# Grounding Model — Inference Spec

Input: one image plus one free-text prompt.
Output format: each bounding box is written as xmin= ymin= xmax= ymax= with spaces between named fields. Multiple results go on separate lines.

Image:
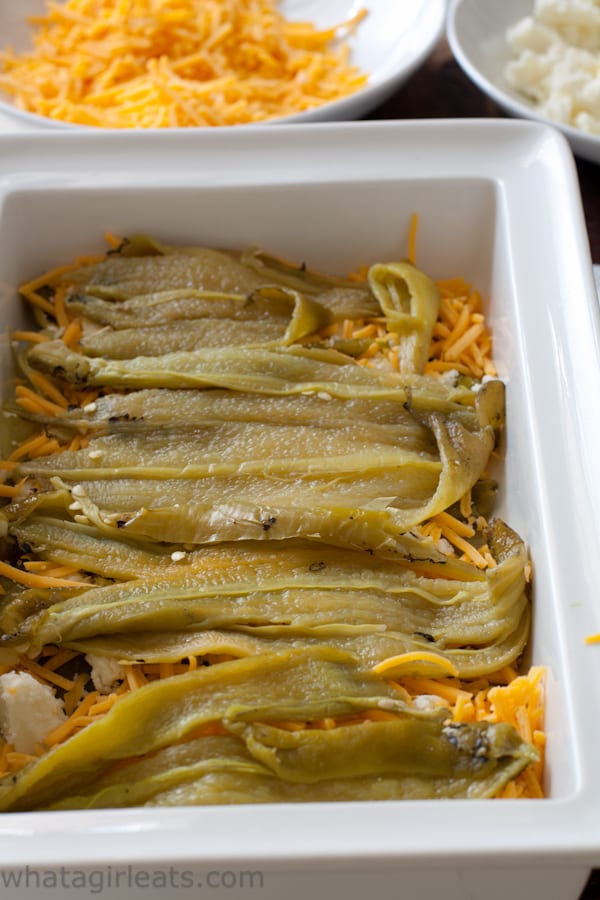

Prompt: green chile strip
xmin=47 ymin=720 xmax=538 ymax=810
xmin=367 ymin=262 xmax=440 ymax=374
xmin=16 ymin=419 xmax=442 ymax=480
xmin=6 ymin=510 xmax=486 ymax=579
xmin=10 ymin=387 xmax=471 ymax=432
xmin=13 ymin=542 xmax=525 ymax=650
xmin=63 ymin=605 xmax=531 ymax=680
xmin=142 ymin=760 xmax=533 ymax=804
xmin=23 ymin=342 xmax=479 ymax=402
xmin=0 ymin=648 xmax=417 ymax=812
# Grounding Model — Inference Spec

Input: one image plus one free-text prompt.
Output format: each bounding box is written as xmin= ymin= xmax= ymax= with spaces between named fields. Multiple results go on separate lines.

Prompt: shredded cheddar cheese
xmin=426 ymin=282 xmax=497 ymax=380
xmin=407 ymin=211 xmax=419 ymax=266
xmin=0 ymin=560 xmax=81 ymax=590
xmin=0 ymin=0 xmax=368 ymax=128
xmin=11 ymin=330 xmax=51 ymax=344
xmin=398 ymin=666 xmax=546 ymax=798
xmin=372 ymin=652 xmax=460 ymax=679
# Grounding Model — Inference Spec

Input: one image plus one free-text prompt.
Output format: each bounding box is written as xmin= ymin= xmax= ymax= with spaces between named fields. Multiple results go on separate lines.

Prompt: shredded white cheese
xmin=85 ymin=653 xmax=125 ymax=694
xmin=504 ymin=0 xmax=600 ymax=134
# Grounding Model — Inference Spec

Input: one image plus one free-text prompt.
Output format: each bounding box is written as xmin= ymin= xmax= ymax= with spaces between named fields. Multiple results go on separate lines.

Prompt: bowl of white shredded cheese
xmin=448 ymin=0 xmax=600 ymax=164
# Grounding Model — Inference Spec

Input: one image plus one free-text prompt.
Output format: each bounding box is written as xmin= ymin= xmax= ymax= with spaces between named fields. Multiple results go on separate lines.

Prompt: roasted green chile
xmin=0 ymin=239 xmax=537 ymax=809
xmin=0 ymin=650 xmax=537 ymax=811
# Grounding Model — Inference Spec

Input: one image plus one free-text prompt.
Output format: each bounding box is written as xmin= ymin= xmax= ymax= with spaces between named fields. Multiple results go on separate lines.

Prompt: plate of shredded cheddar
xmin=0 ymin=0 xmax=445 ymax=130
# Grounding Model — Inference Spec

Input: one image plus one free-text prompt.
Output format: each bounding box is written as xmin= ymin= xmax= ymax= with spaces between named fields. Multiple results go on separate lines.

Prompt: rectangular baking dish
xmin=0 ymin=120 xmax=600 ymax=900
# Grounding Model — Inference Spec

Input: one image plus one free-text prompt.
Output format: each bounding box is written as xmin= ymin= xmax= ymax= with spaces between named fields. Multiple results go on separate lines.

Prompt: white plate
xmin=1 ymin=119 xmax=600 ymax=900
xmin=0 ymin=0 xmax=445 ymax=131
xmin=447 ymin=0 xmax=600 ymax=165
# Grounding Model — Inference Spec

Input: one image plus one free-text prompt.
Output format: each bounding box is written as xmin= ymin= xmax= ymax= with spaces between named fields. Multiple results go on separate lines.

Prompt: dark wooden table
xmin=365 ymin=38 xmax=600 ymax=900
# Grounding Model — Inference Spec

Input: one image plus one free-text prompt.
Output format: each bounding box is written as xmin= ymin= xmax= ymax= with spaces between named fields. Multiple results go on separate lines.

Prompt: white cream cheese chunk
xmin=0 ymin=671 xmax=66 ymax=754
xmin=85 ymin=652 xmax=126 ymax=693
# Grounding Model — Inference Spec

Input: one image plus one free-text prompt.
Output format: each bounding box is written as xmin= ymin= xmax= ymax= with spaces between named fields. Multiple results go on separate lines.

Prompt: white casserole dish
xmin=0 ymin=119 xmax=600 ymax=900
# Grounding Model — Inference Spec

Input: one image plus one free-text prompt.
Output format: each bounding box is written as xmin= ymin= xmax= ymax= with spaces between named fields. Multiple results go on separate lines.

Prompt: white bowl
xmin=447 ymin=0 xmax=600 ymax=165
xmin=1 ymin=119 xmax=600 ymax=899
xmin=0 ymin=0 xmax=445 ymax=131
